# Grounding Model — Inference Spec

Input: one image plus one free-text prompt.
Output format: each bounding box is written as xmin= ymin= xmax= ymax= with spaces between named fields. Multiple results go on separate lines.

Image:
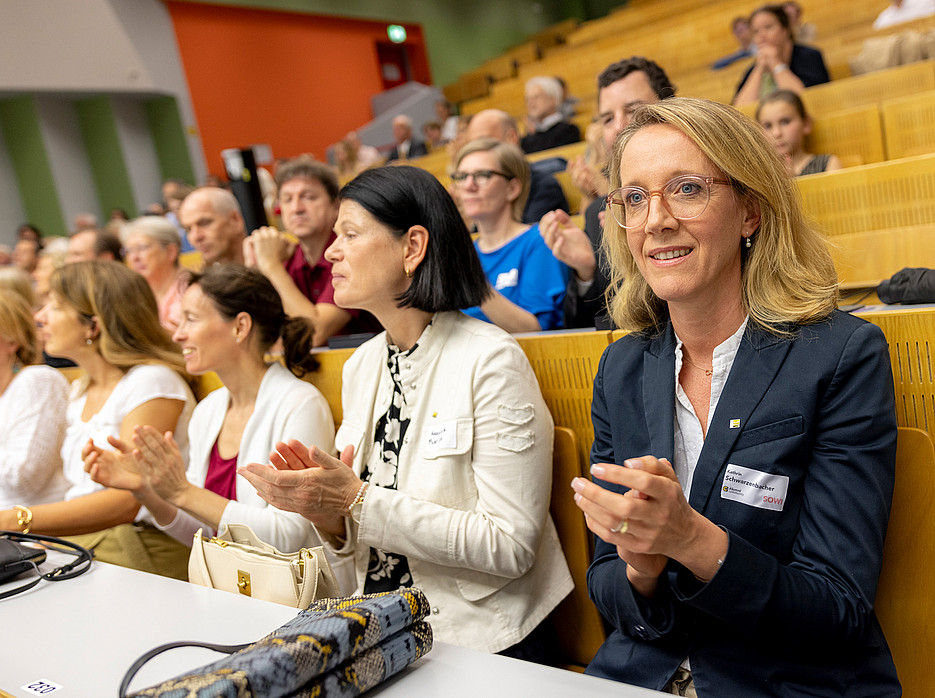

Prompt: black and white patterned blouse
xmin=360 ymin=341 xmax=418 ymax=593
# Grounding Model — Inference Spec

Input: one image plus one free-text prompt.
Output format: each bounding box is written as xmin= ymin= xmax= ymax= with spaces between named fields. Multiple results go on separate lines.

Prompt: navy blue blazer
xmin=586 ymin=311 xmax=900 ymax=696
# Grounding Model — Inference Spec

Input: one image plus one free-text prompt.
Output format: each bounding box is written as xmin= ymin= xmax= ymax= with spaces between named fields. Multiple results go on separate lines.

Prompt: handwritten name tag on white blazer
xmin=720 ymin=464 xmax=789 ymax=511
xmin=423 ymin=421 xmax=458 ymax=453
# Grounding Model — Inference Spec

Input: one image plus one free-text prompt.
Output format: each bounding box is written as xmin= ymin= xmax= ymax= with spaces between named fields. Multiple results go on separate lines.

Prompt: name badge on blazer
xmin=423 ymin=420 xmax=458 ymax=453
xmin=721 ymin=464 xmax=789 ymax=511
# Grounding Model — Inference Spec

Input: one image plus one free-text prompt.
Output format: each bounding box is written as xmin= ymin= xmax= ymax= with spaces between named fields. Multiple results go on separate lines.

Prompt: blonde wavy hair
xmin=0 ymin=289 xmax=39 ymax=366
xmin=50 ymin=261 xmax=185 ymax=379
xmin=455 ymin=137 xmax=531 ymax=222
xmin=603 ymin=97 xmax=837 ymax=334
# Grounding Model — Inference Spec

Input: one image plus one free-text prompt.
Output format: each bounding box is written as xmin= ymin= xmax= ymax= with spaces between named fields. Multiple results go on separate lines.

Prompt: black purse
xmin=0 ymin=530 xmax=93 ymax=599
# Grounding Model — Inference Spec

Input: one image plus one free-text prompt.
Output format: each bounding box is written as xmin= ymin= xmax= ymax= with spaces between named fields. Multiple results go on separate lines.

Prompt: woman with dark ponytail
xmin=86 ymin=265 xmax=343 ymax=582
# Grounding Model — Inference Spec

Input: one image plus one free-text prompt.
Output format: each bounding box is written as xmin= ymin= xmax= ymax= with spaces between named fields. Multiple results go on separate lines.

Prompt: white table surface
xmin=0 ymin=551 xmax=662 ymax=697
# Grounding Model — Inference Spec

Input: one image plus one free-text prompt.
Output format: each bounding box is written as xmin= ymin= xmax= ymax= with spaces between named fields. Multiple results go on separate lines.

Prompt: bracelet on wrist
xmin=13 ymin=505 xmax=33 ymax=534
xmin=773 ymin=63 xmax=789 ymax=75
xmin=348 ymin=482 xmax=369 ymax=520
xmin=694 ymin=555 xmax=725 ymax=584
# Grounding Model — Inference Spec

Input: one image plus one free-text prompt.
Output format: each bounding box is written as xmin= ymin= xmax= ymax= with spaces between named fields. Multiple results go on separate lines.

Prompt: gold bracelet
xmin=13 ymin=505 xmax=33 ymax=534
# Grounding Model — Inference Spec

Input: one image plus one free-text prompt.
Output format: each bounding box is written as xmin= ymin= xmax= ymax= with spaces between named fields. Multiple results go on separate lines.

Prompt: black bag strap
xmin=119 ymin=639 xmax=251 ymax=697
xmin=0 ymin=530 xmax=93 ymax=601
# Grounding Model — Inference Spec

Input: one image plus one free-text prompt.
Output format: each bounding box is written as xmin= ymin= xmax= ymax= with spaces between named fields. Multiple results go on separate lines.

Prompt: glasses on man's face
xmin=605 ymin=175 xmax=731 ymax=229
xmin=450 ymin=169 xmax=513 ymax=188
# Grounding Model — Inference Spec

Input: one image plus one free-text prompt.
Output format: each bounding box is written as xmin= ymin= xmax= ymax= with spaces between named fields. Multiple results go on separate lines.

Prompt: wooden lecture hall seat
xmin=875 ymin=427 xmax=935 ymax=698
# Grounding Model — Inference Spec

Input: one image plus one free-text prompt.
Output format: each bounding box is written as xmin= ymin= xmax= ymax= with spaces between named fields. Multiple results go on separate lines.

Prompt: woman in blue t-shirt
xmin=453 ymin=138 xmax=569 ymax=331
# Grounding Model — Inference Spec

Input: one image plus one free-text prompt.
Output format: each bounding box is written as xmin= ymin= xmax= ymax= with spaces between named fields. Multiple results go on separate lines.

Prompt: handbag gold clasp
xmin=237 ymin=570 xmax=251 ymax=596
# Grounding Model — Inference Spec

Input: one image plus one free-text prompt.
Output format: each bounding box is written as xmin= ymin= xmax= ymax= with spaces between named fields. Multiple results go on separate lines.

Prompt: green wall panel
xmin=0 ymin=96 xmax=68 ymax=237
xmin=144 ymin=96 xmax=196 ymax=185
xmin=75 ymin=96 xmax=137 ymax=218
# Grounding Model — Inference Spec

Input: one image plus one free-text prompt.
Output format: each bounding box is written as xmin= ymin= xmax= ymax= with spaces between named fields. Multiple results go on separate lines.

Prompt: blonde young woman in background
xmin=0 ymin=261 xmax=195 ymax=578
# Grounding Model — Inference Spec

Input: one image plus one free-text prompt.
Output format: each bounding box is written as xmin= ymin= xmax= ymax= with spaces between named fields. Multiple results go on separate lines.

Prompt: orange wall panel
xmin=166 ymin=2 xmax=428 ymax=176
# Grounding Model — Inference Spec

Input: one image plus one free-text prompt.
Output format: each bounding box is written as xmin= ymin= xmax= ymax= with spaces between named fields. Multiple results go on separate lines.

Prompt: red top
xmin=204 ymin=440 xmax=238 ymax=501
xmin=283 ymin=234 xmax=382 ymax=337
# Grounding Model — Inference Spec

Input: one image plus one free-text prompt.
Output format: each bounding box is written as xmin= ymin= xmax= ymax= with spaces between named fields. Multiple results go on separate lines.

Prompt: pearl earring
xmin=745 ymin=235 xmax=752 ymax=249
xmin=86 ymin=338 xmax=93 ymax=345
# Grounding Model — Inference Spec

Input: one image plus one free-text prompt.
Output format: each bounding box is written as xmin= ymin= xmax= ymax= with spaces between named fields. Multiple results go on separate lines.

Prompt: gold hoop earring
xmin=406 ymin=267 xmax=413 ymax=278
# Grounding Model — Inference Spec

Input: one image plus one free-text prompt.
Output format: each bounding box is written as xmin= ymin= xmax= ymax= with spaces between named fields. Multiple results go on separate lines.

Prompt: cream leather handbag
xmin=189 ymin=523 xmax=340 ymax=608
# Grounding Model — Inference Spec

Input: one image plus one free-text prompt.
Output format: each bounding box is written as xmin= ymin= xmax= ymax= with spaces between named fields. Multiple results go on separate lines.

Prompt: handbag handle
xmin=119 ymin=639 xmax=250 ymax=698
xmin=0 ymin=531 xmax=93 ymax=600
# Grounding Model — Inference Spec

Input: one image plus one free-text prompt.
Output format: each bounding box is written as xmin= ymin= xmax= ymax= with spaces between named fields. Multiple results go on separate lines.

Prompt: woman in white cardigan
xmin=241 ymin=166 xmax=572 ymax=661
xmin=86 ymin=266 xmax=336 ymax=563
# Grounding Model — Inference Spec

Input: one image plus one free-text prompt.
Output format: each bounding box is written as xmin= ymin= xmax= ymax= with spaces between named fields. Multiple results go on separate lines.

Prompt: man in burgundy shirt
xmin=244 ymin=156 xmax=379 ymax=346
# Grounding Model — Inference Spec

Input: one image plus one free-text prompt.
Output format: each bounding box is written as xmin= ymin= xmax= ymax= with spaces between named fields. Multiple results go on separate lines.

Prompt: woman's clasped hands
xmin=571 ymin=455 xmax=728 ymax=598
xmin=239 ymin=441 xmax=361 ymax=537
xmin=83 ymin=426 xmax=190 ymax=503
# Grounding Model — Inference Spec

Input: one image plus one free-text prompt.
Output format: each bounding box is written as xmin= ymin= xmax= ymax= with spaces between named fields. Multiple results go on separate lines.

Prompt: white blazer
xmin=330 ymin=312 xmax=573 ymax=653
xmin=160 ymin=363 xmax=334 ymax=554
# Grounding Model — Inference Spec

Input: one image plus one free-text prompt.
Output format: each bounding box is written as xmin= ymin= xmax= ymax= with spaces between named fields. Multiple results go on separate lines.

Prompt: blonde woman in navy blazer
xmin=572 ymin=98 xmax=900 ymax=696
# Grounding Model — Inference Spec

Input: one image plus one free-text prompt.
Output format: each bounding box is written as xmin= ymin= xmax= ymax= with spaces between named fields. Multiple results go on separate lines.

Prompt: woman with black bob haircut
xmin=241 ymin=166 xmax=573 ymax=660
xmin=342 ymin=165 xmax=490 ymax=311
xmin=86 ymin=264 xmax=342 ymax=583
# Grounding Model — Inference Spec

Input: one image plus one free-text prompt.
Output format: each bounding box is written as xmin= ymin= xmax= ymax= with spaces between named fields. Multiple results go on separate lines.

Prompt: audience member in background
xmin=144 ymin=202 xmax=166 ymax=216
xmin=334 ymin=139 xmax=360 ymax=180
xmin=783 ymin=1 xmax=817 ymax=42
xmin=466 ymin=109 xmax=569 ymax=224
xmin=0 ymin=266 xmax=37 ymax=308
xmin=435 ymin=99 xmax=460 ymax=143
xmin=32 ymin=238 xmax=67 ymax=303
xmin=0 ymin=261 xmax=195 ymax=578
xmin=757 ymin=90 xmax=843 ymax=176
xmin=0 ymin=289 xmax=69 ymax=509
xmin=18 ymin=242 xmax=71 ymax=368
xmin=17 ymin=223 xmax=41 ymax=243
xmin=240 ymin=165 xmax=572 ymax=659
xmin=568 ymin=121 xmax=610 ymax=211
xmin=541 ymin=56 xmax=675 ymax=329
xmin=109 ymin=208 xmax=130 ymax=222
xmin=121 ymin=216 xmax=185 ymax=332
xmin=86 ymin=266 xmax=346 ymax=586
xmin=162 ymin=179 xmax=196 ymax=253
xmin=873 ymin=0 xmax=935 ymax=29
xmin=454 ymin=139 xmax=568 ymax=332
xmin=202 ymin=173 xmax=228 ymax=189
xmin=421 ymin=121 xmax=444 ymax=150
xmin=12 ymin=237 xmax=41 ymax=274
xmin=178 ymin=187 xmax=246 ymax=267
xmin=345 ymin=131 xmax=383 ymax=170
xmin=245 ymin=156 xmax=379 ymax=346
xmin=73 ymin=213 xmax=99 ymax=231
xmin=66 ymin=228 xmax=123 ymax=264
xmin=575 ymin=97 xmax=899 ymax=695
xmin=734 ymin=4 xmax=830 ymax=108
xmin=713 ymin=17 xmax=757 ymax=69
xmin=556 ymin=76 xmax=580 ymax=120
xmin=0 ymin=245 xmax=10 ymax=267
xmin=386 ymin=115 xmax=428 ymax=162
xmin=520 ymin=76 xmax=581 ymax=154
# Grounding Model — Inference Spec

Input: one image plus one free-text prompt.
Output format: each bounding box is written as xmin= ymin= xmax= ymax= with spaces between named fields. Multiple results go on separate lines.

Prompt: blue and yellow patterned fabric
xmin=129 ymin=589 xmax=433 ymax=697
